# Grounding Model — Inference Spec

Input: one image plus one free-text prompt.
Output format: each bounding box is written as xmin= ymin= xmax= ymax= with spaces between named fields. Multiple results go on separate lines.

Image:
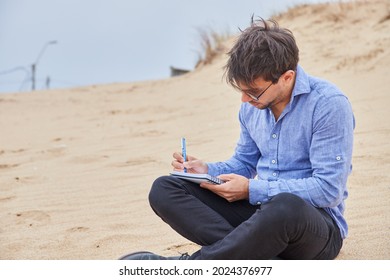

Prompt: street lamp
xmin=31 ymin=40 xmax=57 ymax=91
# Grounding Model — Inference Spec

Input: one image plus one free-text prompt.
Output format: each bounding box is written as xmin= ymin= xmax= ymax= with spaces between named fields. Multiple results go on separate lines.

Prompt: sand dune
xmin=0 ymin=0 xmax=389 ymax=259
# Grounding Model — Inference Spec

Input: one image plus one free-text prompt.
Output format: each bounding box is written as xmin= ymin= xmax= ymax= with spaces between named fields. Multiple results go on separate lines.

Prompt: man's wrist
xmin=248 ymin=179 xmax=268 ymax=206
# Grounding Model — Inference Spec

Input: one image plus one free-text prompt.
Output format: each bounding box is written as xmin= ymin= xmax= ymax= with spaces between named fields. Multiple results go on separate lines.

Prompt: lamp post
xmin=31 ymin=40 xmax=57 ymax=91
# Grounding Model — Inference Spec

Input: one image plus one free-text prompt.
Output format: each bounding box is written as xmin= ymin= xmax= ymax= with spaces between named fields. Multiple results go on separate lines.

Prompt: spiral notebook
xmin=169 ymin=171 xmax=224 ymax=185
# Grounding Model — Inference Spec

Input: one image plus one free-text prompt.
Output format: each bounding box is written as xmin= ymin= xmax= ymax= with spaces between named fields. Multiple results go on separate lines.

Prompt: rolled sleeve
xmin=248 ymin=179 xmax=269 ymax=205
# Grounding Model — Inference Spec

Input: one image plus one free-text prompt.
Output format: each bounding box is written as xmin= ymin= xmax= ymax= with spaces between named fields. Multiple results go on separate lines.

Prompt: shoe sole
xmin=118 ymin=251 xmax=154 ymax=260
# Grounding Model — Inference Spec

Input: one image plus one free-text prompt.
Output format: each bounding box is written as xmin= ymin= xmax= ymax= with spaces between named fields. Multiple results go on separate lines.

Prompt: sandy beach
xmin=1 ymin=0 xmax=389 ymax=260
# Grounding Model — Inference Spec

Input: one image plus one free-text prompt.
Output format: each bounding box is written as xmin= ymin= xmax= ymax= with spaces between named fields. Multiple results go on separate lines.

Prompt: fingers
xmin=173 ymin=152 xmax=184 ymax=162
xmin=172 ymin=153 xmax=198 ymax=172
xmin=171 ymin=160 xmax=184 ymax=170
xmin=183 ymin=159 xmax=200 ymax=169
xmin=172 ymin=152 xmax=207 ymax=173
xmin=218 ymin=174 xmax=236 ymax=181
xmin=200 ymin=174 xmax=250 ymax=202
xmin=200 ymin=182 xmax=235 ymax=202
xmin=173 ymin=152 xmax=198 ymax=162
xmin=184 ymin=159 xmax=208 ymax=174
xmin=171 ymin=152 xmax=183 ymax=171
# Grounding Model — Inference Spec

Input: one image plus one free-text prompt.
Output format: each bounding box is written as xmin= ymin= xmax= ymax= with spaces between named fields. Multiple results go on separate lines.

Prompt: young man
xmin=121 ymin=18 xmax=354 ymax=260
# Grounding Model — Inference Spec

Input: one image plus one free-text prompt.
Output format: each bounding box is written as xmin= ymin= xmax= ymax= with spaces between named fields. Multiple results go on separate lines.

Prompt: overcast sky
xmin=0 ymin=0 xmax=337 ymax=93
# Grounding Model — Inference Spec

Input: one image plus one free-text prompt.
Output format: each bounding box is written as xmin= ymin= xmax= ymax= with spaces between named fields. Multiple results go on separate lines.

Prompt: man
xmin=121 ymin=17 xmax=354 ymax=260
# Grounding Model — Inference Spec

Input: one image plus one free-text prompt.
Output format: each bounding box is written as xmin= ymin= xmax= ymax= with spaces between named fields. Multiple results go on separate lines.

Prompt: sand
xmin=0 ymin=0 xmax=389 ymax=260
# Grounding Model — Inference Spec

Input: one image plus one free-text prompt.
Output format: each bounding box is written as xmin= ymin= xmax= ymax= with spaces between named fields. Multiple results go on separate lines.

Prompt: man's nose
xmin=241 ymin=92 xmax=253 ymax=103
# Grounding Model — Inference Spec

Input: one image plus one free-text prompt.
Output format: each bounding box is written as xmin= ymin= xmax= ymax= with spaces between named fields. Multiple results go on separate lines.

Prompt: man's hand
xmin=171 ymin=152 xmax=208 ymax=174
xmin=200 ymin=174 xmax=249 ymax=202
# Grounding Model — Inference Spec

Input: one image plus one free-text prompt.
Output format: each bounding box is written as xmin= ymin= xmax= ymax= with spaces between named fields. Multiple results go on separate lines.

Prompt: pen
xmin=181 ymin=137 xmax=187 ymax=173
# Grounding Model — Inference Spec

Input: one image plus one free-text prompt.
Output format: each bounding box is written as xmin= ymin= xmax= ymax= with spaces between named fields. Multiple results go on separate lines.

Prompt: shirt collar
xmin=274 ymin=65 xmax=310 ymax=119
xmin=292 ymin=65 xmax=311 ymax=98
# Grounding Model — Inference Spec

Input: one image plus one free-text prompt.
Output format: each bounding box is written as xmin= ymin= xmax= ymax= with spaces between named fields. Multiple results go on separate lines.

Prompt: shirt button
xmin=272 ymin=134 xmax=277 ymax=139
xmin=272 ymin=172 xmax=277 ymax=177
xmin=271 ymin=159 xmax=276 ymax=164
xmin=336 ymin=156 xmax=341 ymax=161
xmin=256 ymin=201 xmax=261 ymax=205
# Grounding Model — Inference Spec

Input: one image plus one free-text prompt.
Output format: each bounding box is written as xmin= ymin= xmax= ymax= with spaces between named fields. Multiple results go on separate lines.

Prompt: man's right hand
xmin=172 ymin=152 xmax=208 ymax=174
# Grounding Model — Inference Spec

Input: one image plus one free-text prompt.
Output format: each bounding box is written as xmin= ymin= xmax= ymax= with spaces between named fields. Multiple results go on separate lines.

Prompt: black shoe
xmin=119 ymin=251 xmax=190 ymax=260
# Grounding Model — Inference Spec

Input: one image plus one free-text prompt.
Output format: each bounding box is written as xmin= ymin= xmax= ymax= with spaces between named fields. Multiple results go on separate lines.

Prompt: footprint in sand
xmin=132 ymin=129 xmax=166 ymax=138
xmin=14 ymin=176 xmax=42 ymax=183
xmin=69 ymin=154 xmax=110 ymax=164
xmin=0 ymin=196 xmax=16 ymax=202
xmin=0 ymin=163 xmax=19 ymax=170
xmin=165 ymin=243 xmax=200 ymax=255
xmin=109 ymin=157 xmax=159 ymax=168
xmin=94 ymin=233 xmax=138 ymax=249
xmin=15 ymin=210 xmax=51 ymax=227
xmin=66 ymin=226 xmax=90 ymax=233
xmin=45 ymin=145 xmax=68 ymax=157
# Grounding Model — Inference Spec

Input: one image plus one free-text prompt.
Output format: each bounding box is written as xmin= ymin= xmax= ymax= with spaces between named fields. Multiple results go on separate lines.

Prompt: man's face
xmin=237 ymin=71 xmax=295 ymax=111
xmin=238 ymin=77 xmax=276 ymax=110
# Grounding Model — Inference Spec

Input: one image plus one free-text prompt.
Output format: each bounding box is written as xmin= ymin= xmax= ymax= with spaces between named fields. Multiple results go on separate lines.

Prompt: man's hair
xmin=225 ymin=17 xmax=299 ymax=90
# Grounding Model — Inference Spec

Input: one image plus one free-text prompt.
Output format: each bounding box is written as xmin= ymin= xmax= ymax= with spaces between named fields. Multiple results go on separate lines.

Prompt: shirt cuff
xmin=248 ymin=179 xmax=269 ymax=205
xmin=206 ymin=163 xmax=219 ymax=177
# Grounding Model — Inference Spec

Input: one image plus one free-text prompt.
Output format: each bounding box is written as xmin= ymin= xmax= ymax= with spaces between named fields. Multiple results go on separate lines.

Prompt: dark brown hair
xmin=225 ymin=17 xmax=299 ymax=90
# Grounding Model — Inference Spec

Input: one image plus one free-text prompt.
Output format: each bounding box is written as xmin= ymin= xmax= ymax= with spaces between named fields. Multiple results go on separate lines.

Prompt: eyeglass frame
xmin=239 ymin=71 xmax=292 ymax=101
xmin=241 ymin=82 xmax=274 ymax=101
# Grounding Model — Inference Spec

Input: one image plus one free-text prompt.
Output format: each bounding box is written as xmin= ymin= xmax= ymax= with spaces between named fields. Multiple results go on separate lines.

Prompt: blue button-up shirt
xmin=207 ymin=66 xmax=354 ymax=239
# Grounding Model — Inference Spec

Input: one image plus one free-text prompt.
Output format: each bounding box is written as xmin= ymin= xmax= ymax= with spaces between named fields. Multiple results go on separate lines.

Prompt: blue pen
xmin=181 ymin=137 xmax=187 ymax=173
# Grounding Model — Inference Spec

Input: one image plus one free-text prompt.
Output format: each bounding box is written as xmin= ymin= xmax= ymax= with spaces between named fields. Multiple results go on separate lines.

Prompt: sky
xmin=0 ymin=0 xmax=338 ymax=93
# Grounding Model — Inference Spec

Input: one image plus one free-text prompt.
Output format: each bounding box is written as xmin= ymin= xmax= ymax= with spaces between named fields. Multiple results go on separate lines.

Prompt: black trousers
xmin=149 ymin=176 xmax=343 ymax=260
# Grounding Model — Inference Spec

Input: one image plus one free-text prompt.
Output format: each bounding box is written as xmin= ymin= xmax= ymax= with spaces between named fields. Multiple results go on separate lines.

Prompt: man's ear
xmin=282 ymin=70 xmax=295 ymax=83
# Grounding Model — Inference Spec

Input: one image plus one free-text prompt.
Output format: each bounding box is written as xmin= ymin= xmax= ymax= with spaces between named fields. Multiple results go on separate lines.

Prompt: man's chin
xmin=249 ymin=101 xmax=267 ymax=110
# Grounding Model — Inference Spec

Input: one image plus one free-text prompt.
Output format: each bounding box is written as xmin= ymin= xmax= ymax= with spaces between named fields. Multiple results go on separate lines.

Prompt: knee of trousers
xmin=262 ymin=193 xmax=312 ymax=224
xmin=148 ymin=175 xmax=177 ymax=213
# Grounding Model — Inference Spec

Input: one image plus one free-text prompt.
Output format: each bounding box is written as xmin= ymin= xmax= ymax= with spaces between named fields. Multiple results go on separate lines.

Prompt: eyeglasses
xmin=241 ymin=82 xmax=273 ymax=101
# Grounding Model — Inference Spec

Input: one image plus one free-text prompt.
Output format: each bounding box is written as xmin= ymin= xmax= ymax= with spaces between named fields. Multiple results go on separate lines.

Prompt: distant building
xmin=170 ymin=66 xmax=190 ymax=77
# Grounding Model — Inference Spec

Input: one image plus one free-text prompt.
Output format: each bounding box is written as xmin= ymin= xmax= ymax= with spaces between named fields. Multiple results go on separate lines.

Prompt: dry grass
xmin=273 ymin=0 xmax=390 ymax=24
xmin=194 ymin=26 xmax=231 ymax=68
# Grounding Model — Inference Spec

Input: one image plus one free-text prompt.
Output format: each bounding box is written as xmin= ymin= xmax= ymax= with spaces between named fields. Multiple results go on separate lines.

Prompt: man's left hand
xmin=200 ymin=174 xmax=249 ymax=202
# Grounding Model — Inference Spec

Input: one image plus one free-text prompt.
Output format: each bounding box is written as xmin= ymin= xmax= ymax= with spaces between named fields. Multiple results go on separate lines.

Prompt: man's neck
xmin=270 ymin=80 xmax=295 ymax=121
